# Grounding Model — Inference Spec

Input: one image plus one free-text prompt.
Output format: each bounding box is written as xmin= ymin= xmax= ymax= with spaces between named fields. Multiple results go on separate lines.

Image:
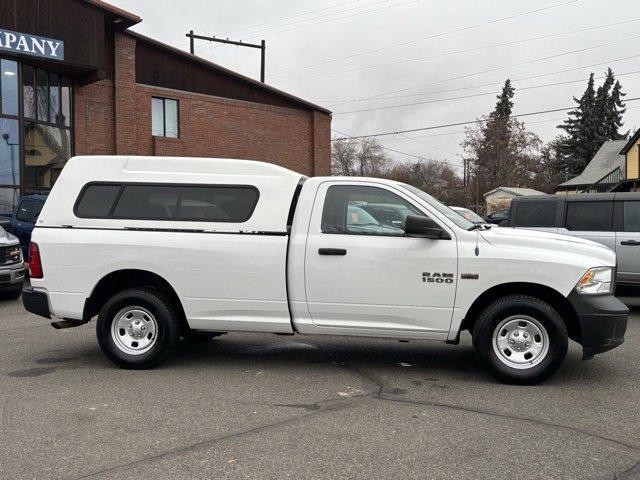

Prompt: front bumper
xmin=22 ymin=287 xmax=51 ymax=319
xmin=567 ymin=291 xmax=628 ymax=360
xmin=0 ymin=262 xmax=25 ymax=288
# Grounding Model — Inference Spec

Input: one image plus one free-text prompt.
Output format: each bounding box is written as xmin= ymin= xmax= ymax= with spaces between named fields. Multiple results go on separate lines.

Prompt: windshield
xmin=451 ymin=207 xmax=484 ymax=224
xmin=401 ymin=184 xmax=475 ymax=230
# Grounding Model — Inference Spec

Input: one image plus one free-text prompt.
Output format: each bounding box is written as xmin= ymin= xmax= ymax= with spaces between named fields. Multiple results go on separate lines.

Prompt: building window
xmin=152 ymin=97 xmax=179 ymax=138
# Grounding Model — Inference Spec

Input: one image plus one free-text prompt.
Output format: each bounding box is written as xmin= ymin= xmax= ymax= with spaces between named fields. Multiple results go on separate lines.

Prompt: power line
xmin=321 ymin=53 xmax=640 ymax=104
xmin=333 ymin=69 xmax=640 ymax=115
xmin=240 ymin=0 xmax=418 ymax=41
xmin=217 ymin=0 xmax=367 ymax=37
xmin=332 ymin=129 xmax=465 ymax=169
xmin=332 ymin=96 xmax=640 ymax=140
xmin=330 ymin=34 xmax=640 ymax=106
xmin=187 ymin=0 xmax=417 ymax=56
xmin=275 ymin=17 xmax=640 ymax=84
xmin=270 ymin=0 xmax=578 ymax=76
xmin=232 ymin=0 xmax=395 ymax=38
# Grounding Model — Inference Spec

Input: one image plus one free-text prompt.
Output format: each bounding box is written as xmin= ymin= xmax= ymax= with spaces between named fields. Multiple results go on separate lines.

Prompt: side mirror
xmin=404 ymin=215 xmax=451 ymax=240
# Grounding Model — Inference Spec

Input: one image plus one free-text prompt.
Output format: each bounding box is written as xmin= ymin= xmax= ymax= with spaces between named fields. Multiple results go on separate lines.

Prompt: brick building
xmin=0 ymin=0 xmax=331 ymax=214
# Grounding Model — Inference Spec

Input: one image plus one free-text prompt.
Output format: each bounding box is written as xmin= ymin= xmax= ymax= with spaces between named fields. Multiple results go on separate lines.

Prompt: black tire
xmin=472 ymin=295 xmax=568 ymax=385
xmin=181 ymin=330 xmax=226 ymax=342
xmin=0 ymin=283 xmax=23 ymax=300
xmin=96 ymin=288 xmax=179 ymax=369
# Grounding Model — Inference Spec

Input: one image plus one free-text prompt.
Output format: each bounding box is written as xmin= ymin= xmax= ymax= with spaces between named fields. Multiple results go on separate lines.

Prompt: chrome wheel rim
xmin=110 ymin=306 xmax=158 ymax=355
xmin=492 ymin=315 xmax=549 ymax=370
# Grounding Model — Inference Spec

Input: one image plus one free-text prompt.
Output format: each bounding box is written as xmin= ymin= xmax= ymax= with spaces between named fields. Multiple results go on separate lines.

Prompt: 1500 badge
xmin=422 ymin=272 xmax=454 ymax=284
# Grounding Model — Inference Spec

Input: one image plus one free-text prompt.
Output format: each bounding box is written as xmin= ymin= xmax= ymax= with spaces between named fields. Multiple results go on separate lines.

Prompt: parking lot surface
xmin=1 ymin=295 xmax=639 ymax=480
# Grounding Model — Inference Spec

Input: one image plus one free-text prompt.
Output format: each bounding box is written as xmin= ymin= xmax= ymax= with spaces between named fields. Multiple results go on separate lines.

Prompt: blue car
xmin=10 ymin=194 xmax=48 ymax=259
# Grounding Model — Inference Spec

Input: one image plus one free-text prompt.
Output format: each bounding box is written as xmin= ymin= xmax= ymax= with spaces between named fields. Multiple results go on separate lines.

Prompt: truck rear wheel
xmin=97 ymin=288 xmax=179 ymax=369
xmin=472 ymin=295 xmax=568 ymax=385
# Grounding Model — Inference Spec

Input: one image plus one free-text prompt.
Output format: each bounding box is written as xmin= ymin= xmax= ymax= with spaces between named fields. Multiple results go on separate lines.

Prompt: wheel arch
xmin=460 ymin=282 xmax=581 ymax=342
xmin=83 ymin=269 xmax=188 ymax=331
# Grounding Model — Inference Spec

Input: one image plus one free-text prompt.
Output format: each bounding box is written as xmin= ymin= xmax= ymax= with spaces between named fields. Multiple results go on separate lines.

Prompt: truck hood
xmin=0 ymin=227 xmax=19 ymax=246
xmin=479 ymin=227 xmax=616 ymax=265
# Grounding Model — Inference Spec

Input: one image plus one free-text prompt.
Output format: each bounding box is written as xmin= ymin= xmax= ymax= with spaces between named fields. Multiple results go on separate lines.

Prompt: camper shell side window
xmin=74 ymin=182 xmax=260 ymax=223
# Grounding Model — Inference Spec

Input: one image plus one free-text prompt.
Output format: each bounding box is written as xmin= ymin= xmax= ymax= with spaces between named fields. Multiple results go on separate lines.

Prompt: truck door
xmin=304 ymin=182 xmax=457 ymax=337
xmin=616 ymin=200 xmax=640 ymax=285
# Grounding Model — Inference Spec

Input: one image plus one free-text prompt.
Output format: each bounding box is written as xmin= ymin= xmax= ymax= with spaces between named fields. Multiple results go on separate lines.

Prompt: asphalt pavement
xmin=1 ymin=293 xmax=639 ymax=479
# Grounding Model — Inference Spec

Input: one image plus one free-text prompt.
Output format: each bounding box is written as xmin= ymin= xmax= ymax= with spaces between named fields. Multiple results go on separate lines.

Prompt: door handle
xmin=318 ymin=248 xmax=347 ymax=256
xmin=621 ymin=240 xmax=640 ymax=246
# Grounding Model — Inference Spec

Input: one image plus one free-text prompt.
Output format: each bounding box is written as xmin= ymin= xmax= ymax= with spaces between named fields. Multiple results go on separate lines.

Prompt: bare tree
xmin=331 ymin=137 xmax=392 ymax=176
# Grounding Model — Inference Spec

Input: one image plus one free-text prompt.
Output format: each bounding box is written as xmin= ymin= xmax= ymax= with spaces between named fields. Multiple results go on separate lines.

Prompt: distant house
xmin=483 ymin=187 xmax=545 ymax=213
xmin=617 ymin=131 xmax=640 ymax=192
xmin=555 ymin=140 xmax=627 ymax=194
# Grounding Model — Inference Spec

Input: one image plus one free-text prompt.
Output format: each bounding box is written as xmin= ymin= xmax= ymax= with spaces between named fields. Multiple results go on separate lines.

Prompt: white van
xmin=23 ymin=156 xmax=628 ymax=384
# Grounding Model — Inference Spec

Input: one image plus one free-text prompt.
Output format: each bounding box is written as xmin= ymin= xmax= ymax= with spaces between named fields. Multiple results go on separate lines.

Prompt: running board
xmin=51 ymin=319 xmax=88 ymax=330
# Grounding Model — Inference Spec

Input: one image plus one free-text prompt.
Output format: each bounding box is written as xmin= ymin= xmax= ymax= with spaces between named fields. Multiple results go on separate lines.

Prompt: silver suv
xmin=506 ymin=193 xmax=640 ymax=287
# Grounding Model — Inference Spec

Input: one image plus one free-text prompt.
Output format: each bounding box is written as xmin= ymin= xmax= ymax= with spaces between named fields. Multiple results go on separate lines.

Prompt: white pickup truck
xmin=23 ymin=156 xmax=628 ymax=384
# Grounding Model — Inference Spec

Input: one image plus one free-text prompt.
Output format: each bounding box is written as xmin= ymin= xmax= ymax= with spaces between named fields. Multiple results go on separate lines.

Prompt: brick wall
xmin=73 ymin=33 xmax=332 ymax=177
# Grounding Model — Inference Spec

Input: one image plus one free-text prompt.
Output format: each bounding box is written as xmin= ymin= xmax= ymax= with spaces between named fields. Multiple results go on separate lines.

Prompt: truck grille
xmin=0 ymin=245 xmax=19 ymax=264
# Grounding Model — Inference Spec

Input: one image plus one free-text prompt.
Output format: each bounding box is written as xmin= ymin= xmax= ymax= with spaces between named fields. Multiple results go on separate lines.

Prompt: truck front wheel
xmin=472 ymin=295 xmax=568 ymax=385
xmin=97 ymin=288 xmax=179 ymax=369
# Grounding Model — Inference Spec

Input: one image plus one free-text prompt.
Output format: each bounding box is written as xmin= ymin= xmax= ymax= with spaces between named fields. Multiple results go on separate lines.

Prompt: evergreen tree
xmin=557 ymin=74 xmax=598 ymax=175
xmin=606 ymin=79 xmax=627 ymax=139
xmin=463 ymin=79 xmax=541 ymax=192
xmin=557 ymin=69 xmax=628 ymax=176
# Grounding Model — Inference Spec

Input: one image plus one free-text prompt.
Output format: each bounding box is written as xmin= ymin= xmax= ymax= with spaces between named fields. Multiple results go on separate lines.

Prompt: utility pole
xmin=186 ymin=31 xmax=267 ymax=83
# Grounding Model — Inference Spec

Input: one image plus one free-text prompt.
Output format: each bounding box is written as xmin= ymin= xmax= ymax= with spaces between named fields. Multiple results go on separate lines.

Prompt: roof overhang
xmin=84 ymin=0 xmax=142 ymax=29
xmin=619 ymin=130 xmax=640 ymax=155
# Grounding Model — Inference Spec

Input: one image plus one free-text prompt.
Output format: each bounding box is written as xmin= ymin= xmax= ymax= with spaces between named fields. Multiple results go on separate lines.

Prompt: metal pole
xmin=189 ymin=30 xmax=194 ymax=54
xmin=260 ymin=40 xmax=266 ymax=83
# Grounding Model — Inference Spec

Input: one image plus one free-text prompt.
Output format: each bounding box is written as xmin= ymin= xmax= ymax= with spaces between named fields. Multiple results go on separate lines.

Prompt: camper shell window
xmin=74 ymin=183 xmax=259 ymax=223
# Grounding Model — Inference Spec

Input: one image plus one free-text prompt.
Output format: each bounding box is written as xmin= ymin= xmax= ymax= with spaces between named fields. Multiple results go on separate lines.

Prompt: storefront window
xmin=24 ymin=122 xmax=71 ymax=190
xmin=22 ymin=65 xmax=36 ymax=120
xmin=0 ymin=119 xmax=20 ymax=186
xmin=61 ymin=77 xmax=71 ymax=127
xmin=1 ymin=60 xmax=18 ymax=116
xmin=36 ymin=68 xmax=48 ymax=123
xmin=2 ymin=57 xmax=72 ymax=194
xmin=49 ymin=73 xmax=60 ymax=124
xmin=0 ymin=187 xmax=19 ymax=216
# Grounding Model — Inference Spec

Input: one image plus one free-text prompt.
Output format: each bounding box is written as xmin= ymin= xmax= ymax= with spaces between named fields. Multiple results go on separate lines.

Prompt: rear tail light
xmin=28 ymin=242 xmax=43 ymax=279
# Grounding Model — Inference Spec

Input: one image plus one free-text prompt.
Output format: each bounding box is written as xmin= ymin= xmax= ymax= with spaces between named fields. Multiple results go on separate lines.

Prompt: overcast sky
xmin=108 ymin=0 xmax=640 ymax=173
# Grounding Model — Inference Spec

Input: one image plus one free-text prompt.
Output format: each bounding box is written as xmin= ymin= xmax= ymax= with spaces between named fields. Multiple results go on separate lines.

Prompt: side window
xmin=15 ymin=200 xmax=44 ymax=223
xmin=514 ymin=201 xmax=557 ymax=227
xmin=623 ymin=201 xmax=640 ymax=232
xmin=75 ymin=185 xmax=121 ymax=217
xmin=75 ymin=184 xmax=259 ymax=222
xmin=321 ymin=185 xmax=423 ymax=236
xmin=565 ymin=201 xmax=613 ymax=231
xmin=112 ymin=185 xmax=258 ymax=222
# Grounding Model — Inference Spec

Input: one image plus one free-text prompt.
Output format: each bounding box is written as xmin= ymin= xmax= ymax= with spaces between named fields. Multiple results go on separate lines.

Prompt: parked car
xmin=9 ymin=194 xmax=47 ymax=259
xmin=0 ymin=226 xmax=25 ymax=299
xmin=484 ymin=208 xmax=509 ymax=225
xmin=23 ymin=156 xmax=628 ymax=384
xmin=449 ymin=206 xmax=486 ymax=224
xmin=505 ymin=193 xmax=640 ymax=287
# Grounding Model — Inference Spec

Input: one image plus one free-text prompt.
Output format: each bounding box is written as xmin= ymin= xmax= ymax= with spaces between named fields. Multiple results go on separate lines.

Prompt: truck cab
xmin=22 ymin=156 xmax=628 ymax=384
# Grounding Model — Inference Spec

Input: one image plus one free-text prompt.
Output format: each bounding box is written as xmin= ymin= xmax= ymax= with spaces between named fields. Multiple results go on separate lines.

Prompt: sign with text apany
xmin=0 ymin=29 xmax=64 ymax=61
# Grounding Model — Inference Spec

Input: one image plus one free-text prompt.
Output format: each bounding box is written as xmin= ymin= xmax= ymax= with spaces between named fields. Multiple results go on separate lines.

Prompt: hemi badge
xmin=461 ymin=273 xmax=479 ymax=280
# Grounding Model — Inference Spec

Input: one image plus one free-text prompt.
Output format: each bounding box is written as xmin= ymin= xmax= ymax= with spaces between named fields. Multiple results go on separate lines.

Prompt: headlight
xmin=8 ymin=245 xmax=21 ymax=263
xmin=575 ymin=267 xmax=613 ymax=295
